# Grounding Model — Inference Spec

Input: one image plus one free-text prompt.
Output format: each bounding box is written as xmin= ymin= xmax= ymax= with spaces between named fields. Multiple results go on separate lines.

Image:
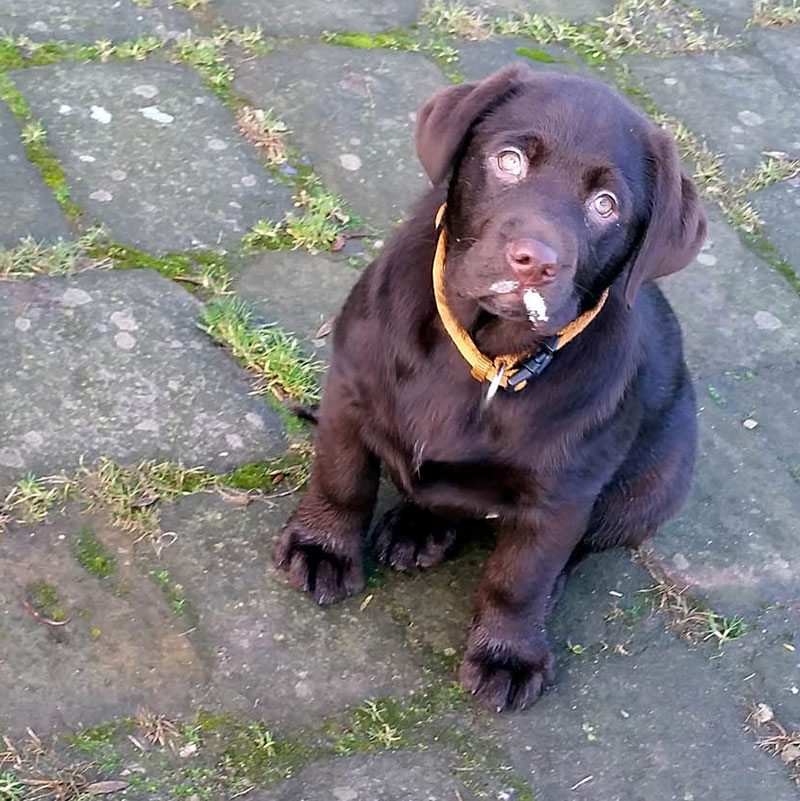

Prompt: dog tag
xmin=485 ymin=364 xmax=505 ymax=404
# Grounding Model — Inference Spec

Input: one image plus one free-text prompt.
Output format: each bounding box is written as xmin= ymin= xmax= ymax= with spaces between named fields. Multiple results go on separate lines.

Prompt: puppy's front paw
xmin=372 ymin=503 xmax=457 ymax=572
xmin=459 ymin=624 xmax=556 ymax=712
xmin=273 ymin=519 xmax=364 ymax=605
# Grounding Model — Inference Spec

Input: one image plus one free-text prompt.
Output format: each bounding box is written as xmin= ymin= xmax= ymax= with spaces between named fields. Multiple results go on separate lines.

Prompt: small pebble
xmin=742 ymin=418 xmax=758 ymax=430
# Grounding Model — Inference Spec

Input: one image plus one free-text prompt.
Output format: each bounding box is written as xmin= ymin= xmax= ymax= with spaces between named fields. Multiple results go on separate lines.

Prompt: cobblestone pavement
xmin=1 ymin=2 xmax=799 ymax=799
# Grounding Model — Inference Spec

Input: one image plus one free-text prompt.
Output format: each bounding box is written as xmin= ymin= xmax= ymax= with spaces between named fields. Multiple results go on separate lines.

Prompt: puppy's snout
xmin=505 ymin=238 xmax=558 ymax=284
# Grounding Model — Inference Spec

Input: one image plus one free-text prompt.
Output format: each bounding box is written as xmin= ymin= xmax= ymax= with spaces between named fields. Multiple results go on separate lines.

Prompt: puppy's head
xmin=416 ymin=65 xmax=706 ymax=334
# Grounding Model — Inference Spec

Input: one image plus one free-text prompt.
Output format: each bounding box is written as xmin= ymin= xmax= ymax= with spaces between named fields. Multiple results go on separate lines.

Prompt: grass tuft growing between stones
xmin=78 ymin=458 xmax=217 ymax=541
xmin=636 ymin=549 xmax=749 ymax=647
xmin=244 ymin=180 xmax=354 ymax=254
xmin=0 ymin=229 xmax=109 ymax=279
xmin=236 ymin=106 xmax=289 ymax=165
xmin=747 ymin=701 xmax=800 ymax=784
xmin=421 ymin=0 xmax=731 ymax=62
xmin=200 ymin=297 xmax=323 ymax=403
xmin=0 ymin=73 xmax=80 ymax=219
xmin=1 ymin=474 xmax=73 ymax=527
xmin=0 ymin=770 xmax=23 ymax=801
xmin=748 ymin=0 xmax=800 ymax=27
xmin=172 ymin=26 xmax=266 ymax=102
xmin=149 ymin=568 xmax=188 ymax=616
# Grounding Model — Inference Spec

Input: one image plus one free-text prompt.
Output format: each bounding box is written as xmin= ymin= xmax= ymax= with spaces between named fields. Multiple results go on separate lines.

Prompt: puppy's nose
xmin=505 ymin=238 xmax=558 ymax=283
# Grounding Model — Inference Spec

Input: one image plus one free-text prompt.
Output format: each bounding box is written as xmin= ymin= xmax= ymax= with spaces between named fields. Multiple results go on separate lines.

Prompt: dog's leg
xmin=273 ymin=379 xmax=379 ymax=605
xmin=460 ymin=507 xmax=589 ymax=711
xmin=372 ymin=502 xmax=459 ymax=572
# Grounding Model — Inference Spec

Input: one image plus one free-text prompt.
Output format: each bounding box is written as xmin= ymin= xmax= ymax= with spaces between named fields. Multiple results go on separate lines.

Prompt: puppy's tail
xmin=288 ymin=402 xmax=320 ymax=425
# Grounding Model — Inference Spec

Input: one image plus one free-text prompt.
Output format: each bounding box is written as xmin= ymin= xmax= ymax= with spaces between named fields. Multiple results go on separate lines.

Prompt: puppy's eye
xmin=497 ymin=148 xmax=524 ymax=176
xmin=589 ymin=192 xmax=618 ymax=218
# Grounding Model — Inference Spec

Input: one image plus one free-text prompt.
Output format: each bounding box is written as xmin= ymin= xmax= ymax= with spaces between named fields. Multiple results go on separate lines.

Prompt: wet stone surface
xmin=213 ymin=0 xmax=421 ymax=37
xmin=748 ymin=26 xmax=800 ymax=92
xmin=626 ymin=51 xmax=800 ymax=176
xmin=0 ymin=270 xmax=285 ymax=484
xmin=234 ymin=250 xmax=360 ymax=349
xmin=11 ymin=61 xmax=293 ymax=254
xmin=0 ymin=506 xmax=206 ymax=738
xmin=233 ymin=45 xmax=449 ymax=233
xmin=0 ymin=100 xmax=72 ymax=247
xmin=661 ymin=207 xmax=800 ymax=376
xmin=154 ymin=493 xmax=428 ymax=728
xmin=0 ymin=0 xmax=192 ymax=43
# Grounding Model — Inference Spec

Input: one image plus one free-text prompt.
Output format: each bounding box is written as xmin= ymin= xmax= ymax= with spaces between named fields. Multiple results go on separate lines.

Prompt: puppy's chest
xmin=367 ymin=371 xmax=553 ymax=507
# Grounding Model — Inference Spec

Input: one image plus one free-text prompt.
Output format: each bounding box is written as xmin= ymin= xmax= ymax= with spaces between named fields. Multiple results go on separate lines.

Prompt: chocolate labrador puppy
xmin=274 ymin=64 xmax=706 ymax=711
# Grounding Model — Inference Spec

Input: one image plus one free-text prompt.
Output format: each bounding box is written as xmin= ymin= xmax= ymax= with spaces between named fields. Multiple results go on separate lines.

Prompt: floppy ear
xmin=415 ymin=64 xmax=533 ymax=185
xmin=624 ymin=129 xmax=707 ymax=305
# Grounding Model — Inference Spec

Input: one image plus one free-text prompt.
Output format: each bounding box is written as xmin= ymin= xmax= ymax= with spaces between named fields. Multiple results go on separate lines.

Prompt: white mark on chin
xmin=523 ymin=288 xmax=549 ymax=323
xmin=489 ymin=280 xmax=519 ymax=294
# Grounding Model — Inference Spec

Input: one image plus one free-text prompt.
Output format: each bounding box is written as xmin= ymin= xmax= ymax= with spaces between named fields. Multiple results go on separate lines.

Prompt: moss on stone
xmin=75 ymin=526 xmax=117 ymax=579
xmin=31 ymin=581 xmax=68 ymax=623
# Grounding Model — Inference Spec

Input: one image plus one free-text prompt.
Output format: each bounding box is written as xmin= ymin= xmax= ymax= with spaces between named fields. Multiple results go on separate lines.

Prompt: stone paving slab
xmin=214 ymin=0 xmax=421 ymax=37
xmin=0 ymin=506 xmax=206 ymax=738
xmin=11 ymin=61 xmax=293 ymax=254
xmin=232 ymin=45 xmax=449 ymax=234
xmin=497 ymin=621 xmax=795 ymax=801
xmin=0 ymin=269 xmax=285 ymax=484
xmin=661 ymin=207 xmax=800 ymax=375
xmin=234 ymin=251 xmax=360 ymax=349
xmin=254 ymin=751 xmax=475 ymax=801
xmin=154 ymin=493 xmax=428 ymax=728
xmin=750 ymin=177 xmax=800 ymax=274
xmin=460 ymin=0 xmax=613 ymax=22
xmin=748 ymin=26 xmax=800 ymax=94
xmin=377 ymin=547 xmax=796 ymax=798
xmin=0 ymin=100 xmax=72 ymax=247
xmin=0 ymin=0 xmax=192 ymax=44
xmin=455 ymin=36 xmax=596 ymax=83
xmin=652 ymin=364 xmax=800 ymax=618
xmin=625 ymin=51 xmax=800 ymax=177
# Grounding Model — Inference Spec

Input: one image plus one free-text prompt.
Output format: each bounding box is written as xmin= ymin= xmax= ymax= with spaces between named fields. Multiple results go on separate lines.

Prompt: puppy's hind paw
xmin=273 ymin=520 xmax=364 ymax=605
xmin=372 ymin=502 xmax=458 ymax=572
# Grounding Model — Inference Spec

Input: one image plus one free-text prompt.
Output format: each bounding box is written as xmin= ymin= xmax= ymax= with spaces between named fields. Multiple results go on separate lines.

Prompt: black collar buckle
xmin=507 ymin=335 xmax=559 ymax=389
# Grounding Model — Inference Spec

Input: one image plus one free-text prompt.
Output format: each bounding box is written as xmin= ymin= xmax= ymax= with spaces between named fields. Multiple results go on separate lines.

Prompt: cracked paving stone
xmin=0 ymin=506 xmax=206 ymax=738
xmin=0 ymin=0 xmax=192 ymax=43
xmin=152 ymin=493 xmax=428 ymax=728
xmin=0 ymin=100 xmax=71 ymax=247
xmin=455 ymin=36 xmax=598 ymax=82
xmin=10 ymin=61 xmax=293 ymax=254
xmin=625 ymin=51 xmax=800 ymax=177
xmin=459 ymin=0 xmax=612 ymax=22
xmin=661 ymin=207 xmax=800 ymax=375
xmin=233 ymin=45 xmax=449 ymax=234
xmin=651 ymin=363 xmax=800 ymax=618
xmin=750 ymin=177 xmax=800 ymax=275
xmin=234 ymin=251 xmax=359 ymax=350
xmin=0 ymin=269 xmax=285 ymax=484
xmin=213 ymin=0 xmax=420 ymax=37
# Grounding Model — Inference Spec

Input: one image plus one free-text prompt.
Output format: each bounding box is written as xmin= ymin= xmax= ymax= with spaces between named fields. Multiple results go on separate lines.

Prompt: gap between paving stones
xmin=2 ymin=3 xmax=798 ymax=290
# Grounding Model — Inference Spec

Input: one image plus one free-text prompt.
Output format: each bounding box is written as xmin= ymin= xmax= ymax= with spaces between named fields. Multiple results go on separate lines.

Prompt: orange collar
xmin=432 ymin=204 xmax=609 ymax=392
